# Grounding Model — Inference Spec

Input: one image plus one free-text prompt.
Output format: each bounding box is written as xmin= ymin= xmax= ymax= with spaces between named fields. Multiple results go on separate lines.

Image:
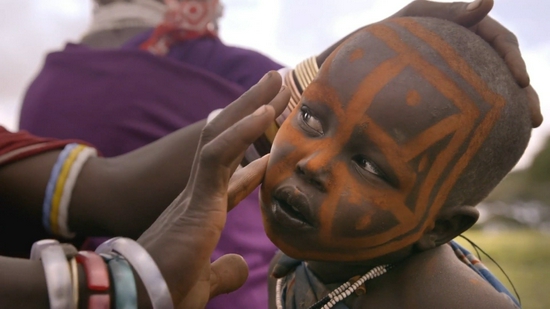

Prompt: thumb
xmin=227 ymin=155 xmax=270 ymax=211
xmin=209 ymin=254 xmax=249 ymax=299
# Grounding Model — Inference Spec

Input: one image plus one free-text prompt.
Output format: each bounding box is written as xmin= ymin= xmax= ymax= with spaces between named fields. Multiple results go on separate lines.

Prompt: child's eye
xmin=300 ymin=106 xmax=323 ymax=134
xmin=354 ymin=155 xmax=383 ymax=177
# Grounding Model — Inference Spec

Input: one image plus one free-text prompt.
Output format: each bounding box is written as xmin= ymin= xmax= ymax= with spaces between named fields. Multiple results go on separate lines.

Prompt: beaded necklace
xmin=276 ymin=264 xmax=392 ymax=309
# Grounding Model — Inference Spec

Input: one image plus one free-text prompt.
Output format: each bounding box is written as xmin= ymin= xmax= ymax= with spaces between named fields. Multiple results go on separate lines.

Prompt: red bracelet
xmin=76 ymin=251 xmax=111 ymax=309
xmin=76 ymin=251 xmax=110 ymax=291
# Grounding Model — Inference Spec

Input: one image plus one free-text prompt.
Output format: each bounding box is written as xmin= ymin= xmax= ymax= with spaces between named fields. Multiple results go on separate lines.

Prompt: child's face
xmin=260 ymin=20 xmax=503 ymax=262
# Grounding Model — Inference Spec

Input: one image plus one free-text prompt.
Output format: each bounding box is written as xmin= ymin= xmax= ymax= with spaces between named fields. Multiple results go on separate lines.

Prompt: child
xmin=261 ymin=17 xmax=530 ymax=309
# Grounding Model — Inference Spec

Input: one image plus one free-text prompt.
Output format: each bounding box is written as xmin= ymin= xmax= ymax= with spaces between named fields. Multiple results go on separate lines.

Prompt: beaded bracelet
xmin=49 ymin=145 xmax=86 ymax=236
xmin=96 ymin=237 xmax=173 ymax=309
xmin=101 ymin=253 xmax=138 ymax=309
xmin=43 ymin=144 xmax=98 ymax=238
xmin=57 ymin=147 xmax=98 ymax=238
xmin=30 ymin=240 xmax=75 ymax=309
xmin=43 ymin=144 xmax=78 ymax=233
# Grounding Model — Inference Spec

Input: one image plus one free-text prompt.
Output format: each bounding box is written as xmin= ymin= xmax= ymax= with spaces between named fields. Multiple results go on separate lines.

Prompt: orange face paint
xmin=260 ymin=18 xmax=504 ymax=262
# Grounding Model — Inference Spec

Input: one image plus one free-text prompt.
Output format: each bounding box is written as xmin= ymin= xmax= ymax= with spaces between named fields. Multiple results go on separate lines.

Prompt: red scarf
xmin=140 ymin=0 xmax=221 ymax=55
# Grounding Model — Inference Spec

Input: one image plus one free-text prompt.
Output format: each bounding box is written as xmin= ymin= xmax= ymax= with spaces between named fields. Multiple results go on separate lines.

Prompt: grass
xmin=455 ymin=230 xmax=550 ymax=309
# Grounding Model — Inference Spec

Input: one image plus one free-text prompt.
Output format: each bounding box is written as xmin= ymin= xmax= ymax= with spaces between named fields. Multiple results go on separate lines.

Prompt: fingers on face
xmin=199 ymin=105 xmax=275 ymax=177
xmin=227 ymin=155 xmax=270 ymax=211
xmin=189 ymin=102 xmax=279 ymax=212
xmin=209 ymin=254 xmax=249 ymax=298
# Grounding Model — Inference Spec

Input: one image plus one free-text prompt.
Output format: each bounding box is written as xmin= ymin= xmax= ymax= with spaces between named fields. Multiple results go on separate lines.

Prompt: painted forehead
xmin=310 ymin=19 xmax=501 ymax=144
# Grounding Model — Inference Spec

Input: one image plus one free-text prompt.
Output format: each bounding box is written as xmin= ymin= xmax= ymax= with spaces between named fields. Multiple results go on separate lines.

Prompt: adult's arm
xmin=0 ymin=119 xmax=205 ymax=238
xmin=0 ymin=72 xmax=290 ymax=309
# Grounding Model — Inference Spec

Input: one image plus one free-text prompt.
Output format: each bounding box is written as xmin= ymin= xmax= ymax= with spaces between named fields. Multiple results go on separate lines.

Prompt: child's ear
xmin=415 ymin=205 xmax=479 ymax=251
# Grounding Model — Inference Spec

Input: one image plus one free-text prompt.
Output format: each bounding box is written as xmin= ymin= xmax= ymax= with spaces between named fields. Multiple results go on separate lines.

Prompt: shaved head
xmin=261 ymin=17 xmax=531 ymax=262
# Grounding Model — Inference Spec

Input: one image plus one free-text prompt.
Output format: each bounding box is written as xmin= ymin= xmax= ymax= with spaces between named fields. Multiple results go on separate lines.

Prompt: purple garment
xmin=20 ymin=35 xmax=282 ymax=309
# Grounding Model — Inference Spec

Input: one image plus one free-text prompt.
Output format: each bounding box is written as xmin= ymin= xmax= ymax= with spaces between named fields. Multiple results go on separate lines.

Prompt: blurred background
xmin=0 ymin=0 xmax=548 ymax=307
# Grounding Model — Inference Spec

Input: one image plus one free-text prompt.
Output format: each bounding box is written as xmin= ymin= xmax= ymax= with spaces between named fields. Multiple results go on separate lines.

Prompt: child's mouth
xmin=277 ymin=198 xmax=307 ymax=221
xmin=271 ymin=186 xmax=315 ymax=229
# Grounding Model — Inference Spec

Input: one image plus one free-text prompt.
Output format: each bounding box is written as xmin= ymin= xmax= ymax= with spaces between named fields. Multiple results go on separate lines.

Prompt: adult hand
xmin=318 ymin=0 xmax=542 ymax=128
xmin=390 ymin=0 xmax=542 ymax=127
xmin=137 ymin=71 xmax=290 ymax=309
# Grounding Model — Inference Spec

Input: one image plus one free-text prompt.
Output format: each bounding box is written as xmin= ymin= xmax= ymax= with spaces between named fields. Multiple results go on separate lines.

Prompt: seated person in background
xmin=263 ymin=17 xmax=530 ymax=309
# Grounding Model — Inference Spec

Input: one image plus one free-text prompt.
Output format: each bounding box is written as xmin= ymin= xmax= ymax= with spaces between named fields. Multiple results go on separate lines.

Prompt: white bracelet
xmin=30 ymin=239 xmax=75 ymax=309
xmin=57 ymin=147 xmax=98 ymax=239
xmin=96 ymin=237 xmax=174 ymax=309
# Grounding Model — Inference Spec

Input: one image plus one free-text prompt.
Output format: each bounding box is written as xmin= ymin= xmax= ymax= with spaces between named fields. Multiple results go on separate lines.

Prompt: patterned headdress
xmin=140 ymin=0 xmax=223 ymax=55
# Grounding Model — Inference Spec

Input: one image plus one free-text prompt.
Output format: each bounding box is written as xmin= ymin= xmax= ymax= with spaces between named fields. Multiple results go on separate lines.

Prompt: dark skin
xmin=0 ymin=72 xmax=290 ymax=309
xmin=1 ymin=0 xmax=538 ymax=249
xmin=268 ymin=245 xmax=516 ymax=309
xmin=264 ymin=18 xmax=519 ymax=309
xmin=0 ymin=0 xmax=540 ymax=308
xmin=0 ymin=0 xmax=542 ymax=243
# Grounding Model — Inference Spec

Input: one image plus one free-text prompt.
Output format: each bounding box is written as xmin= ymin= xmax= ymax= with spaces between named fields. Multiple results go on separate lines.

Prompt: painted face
xmin=260 ymin=18 xmax=505 ymax=262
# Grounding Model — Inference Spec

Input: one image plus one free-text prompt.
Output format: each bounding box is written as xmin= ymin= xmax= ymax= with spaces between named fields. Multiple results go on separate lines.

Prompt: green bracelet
xmin=101 ymin=253 xmax=138 ymax=309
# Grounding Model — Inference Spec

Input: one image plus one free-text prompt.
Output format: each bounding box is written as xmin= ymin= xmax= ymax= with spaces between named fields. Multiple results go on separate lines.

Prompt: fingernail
xmin=279 ymin=85 xmax=286 ymax=93
xmin=252 ymin=105 xmax=267 ymax=116
xmin=259 ymin=72 xmax=272 ymax=83
xmin=467 ymin=0 xmax=482 ymax=11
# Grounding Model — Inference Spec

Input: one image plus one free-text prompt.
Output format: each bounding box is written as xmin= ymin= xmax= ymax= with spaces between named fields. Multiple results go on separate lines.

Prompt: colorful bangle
xmin=30 ymin=240 xmax=75 ymax=309
xmin=50 ymin=145 xmax=86 ymax=236
xmin=43 ymin=143 xmax=98 ymax=239
xmin=96 ymin=237 xmax=173 ymax=309
xmin=43 ymin=144 xmax=78 ymax=233
xmin=76 ymin=251 xmax=110 ymax=309
xmin=102 ymin=253 xmax=138 ymax=309
xmin=57 ymin=147 xmax=98 ymax=238
xmin=76 ymin=251 xmax=110 ymax=292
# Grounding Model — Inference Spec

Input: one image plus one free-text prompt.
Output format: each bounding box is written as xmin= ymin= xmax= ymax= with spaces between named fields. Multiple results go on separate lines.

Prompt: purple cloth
xmin=20 ymin=34 xmax=282 ymax=309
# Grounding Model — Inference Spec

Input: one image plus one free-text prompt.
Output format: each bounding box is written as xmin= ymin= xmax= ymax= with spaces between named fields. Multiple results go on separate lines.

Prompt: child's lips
xmin=271 ymin=185 xmax=317 ymax=229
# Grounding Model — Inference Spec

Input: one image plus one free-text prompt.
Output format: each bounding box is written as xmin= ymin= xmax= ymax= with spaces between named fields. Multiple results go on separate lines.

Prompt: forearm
xmin=0 ymin=256 xmax=49 ymax=309
xmin=70 ymin=120 xmax=206 ymax=237
xmin=0 ymin=251 xmax=140 ymax=309
xmin=0 ymin=151 xmax=60 ymax=224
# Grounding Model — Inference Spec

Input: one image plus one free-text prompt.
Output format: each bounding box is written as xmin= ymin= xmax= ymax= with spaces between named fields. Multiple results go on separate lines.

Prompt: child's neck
xmin=306 ymin=260 xmax=382 ymax=284
xmin=305 ymin=248 xmax=413 ymax=284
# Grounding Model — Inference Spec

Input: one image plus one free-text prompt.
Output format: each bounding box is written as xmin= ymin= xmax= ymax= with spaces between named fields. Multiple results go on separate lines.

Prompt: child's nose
xmin=295 ymin=157 xmax=330 ymax=192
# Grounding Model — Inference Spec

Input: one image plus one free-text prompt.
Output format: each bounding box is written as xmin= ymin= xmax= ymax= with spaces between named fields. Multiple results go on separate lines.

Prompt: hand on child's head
xmin=391 ymin=0 xmax=542 ymax=127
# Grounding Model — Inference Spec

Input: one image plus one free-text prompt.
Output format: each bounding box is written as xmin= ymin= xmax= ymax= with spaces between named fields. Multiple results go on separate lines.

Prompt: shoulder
xmin=390 ymin=244 xmax=519 ymax=309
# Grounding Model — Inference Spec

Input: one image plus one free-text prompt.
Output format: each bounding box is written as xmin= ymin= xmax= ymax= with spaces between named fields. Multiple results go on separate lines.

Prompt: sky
xmin=0 ymin=0 xmax=548 ymax=169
